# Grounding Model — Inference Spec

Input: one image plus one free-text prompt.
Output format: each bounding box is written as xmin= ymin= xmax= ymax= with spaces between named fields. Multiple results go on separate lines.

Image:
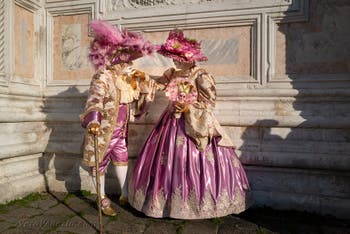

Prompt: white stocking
xmin=113 ymin=165 xmax=128 ymax=197
xmin=92 ymin=174 xmax=106 ymax=197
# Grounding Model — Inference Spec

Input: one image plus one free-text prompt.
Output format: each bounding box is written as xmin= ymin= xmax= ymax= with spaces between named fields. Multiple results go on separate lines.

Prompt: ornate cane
xmin=94 ymin=134 xmax=103 ymax=234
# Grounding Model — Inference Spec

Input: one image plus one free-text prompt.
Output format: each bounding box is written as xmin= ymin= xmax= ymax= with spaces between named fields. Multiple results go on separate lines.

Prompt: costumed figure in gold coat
xmin=80 ymin=20 xmax=155 ymax=216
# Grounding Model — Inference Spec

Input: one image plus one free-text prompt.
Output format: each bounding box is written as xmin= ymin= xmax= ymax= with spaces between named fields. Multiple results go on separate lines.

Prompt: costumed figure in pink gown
xmin=128 ymin=29 xmax=252 ymax=219
xmin=80 ymin=20 xmax=155 ymax=216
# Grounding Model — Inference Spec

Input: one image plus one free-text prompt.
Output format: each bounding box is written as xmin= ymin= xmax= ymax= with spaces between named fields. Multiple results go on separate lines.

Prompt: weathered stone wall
xmin=0 ymin=0 xmax=48 ymax=202
xmin=0 ymin=0 xmax=349 ymax=218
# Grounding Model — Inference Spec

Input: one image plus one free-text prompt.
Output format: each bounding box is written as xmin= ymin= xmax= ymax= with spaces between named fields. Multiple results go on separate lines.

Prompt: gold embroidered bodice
xmin=164 ymin=66 xmax=234 ymax=150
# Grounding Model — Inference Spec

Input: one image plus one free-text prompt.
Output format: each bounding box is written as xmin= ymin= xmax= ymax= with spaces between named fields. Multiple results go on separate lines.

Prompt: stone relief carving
xmin=61 ymin=24 xmax=88 ymax=70
xmin=108 ymin=0 xmax=296 ymax=10
xmin=111 ymin=0 xmax=217 ymax=10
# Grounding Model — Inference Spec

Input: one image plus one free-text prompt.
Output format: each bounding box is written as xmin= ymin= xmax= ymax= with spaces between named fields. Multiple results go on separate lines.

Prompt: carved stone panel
xmin=52 ymin=14 xmax=93 ymax=81
xmin=14 ymin=4 xmax=35 ymax=79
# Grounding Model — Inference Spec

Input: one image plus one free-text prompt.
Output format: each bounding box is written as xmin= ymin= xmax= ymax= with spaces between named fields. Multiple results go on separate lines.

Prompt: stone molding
xmin=102 ymin=0 xmax=305 ymax=24
xmin=266 ymin=0 xmax=309 ymax=84
xmin=110 ymin=0 xmax=218 ymax=9
xmin=0 ymin=0 xmax=4 ymax=76
xmin=0 ymin=0 xmax=11 ymax=87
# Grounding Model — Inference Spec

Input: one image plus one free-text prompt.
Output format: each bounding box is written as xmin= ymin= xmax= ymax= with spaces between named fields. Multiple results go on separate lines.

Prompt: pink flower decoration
xmin=165 ymin=77 xmax=197 ymax=104
xmin=157 ymin=29 xmax=207 ymax=62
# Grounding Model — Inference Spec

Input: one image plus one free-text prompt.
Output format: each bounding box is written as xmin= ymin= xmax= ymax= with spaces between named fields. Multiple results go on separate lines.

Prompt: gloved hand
xmin=88 ymin=122 xmax=100 ymax=135
xmin=174 ymin=101 xmax=189 ymax=113
xmin=132 ymin=70 xmax=146 ymax=80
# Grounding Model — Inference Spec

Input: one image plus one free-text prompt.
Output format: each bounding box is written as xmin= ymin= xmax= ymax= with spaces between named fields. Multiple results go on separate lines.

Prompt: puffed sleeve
xmin=79 ymin=71 xmax=107 ymax=128
xmin=184 ymin=68 xmax=234 ymax=150
xmin=190 ymin=69 xmax=216 ymax=109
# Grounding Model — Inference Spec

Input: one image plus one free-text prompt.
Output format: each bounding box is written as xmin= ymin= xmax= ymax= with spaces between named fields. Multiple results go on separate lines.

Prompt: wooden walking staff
xmin=94 ymin=134 xmax=103 ymax=234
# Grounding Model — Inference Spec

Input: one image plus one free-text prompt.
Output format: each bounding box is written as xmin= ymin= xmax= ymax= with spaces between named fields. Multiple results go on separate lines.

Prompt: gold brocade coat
xmin=80 ymin=64 xmax=156 ymax=167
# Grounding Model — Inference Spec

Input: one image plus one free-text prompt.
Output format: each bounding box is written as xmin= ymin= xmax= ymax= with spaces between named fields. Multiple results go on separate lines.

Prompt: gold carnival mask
xmin=177 ymin=81 xmax=193 ymax=95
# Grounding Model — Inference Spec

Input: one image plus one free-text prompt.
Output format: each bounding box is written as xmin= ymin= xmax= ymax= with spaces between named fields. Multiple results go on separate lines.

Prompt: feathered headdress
xmin=88 ymin=20 xmax=154 ymax=70
xmin=157 ymin=29 xmax=207 ymax=62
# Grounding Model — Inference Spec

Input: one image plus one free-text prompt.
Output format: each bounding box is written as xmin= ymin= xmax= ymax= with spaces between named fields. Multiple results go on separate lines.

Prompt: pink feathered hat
xmin=157 ymin=29 xmax=207 ymax=62
xmin=88 ymin=20 xmax=154 ymax=69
